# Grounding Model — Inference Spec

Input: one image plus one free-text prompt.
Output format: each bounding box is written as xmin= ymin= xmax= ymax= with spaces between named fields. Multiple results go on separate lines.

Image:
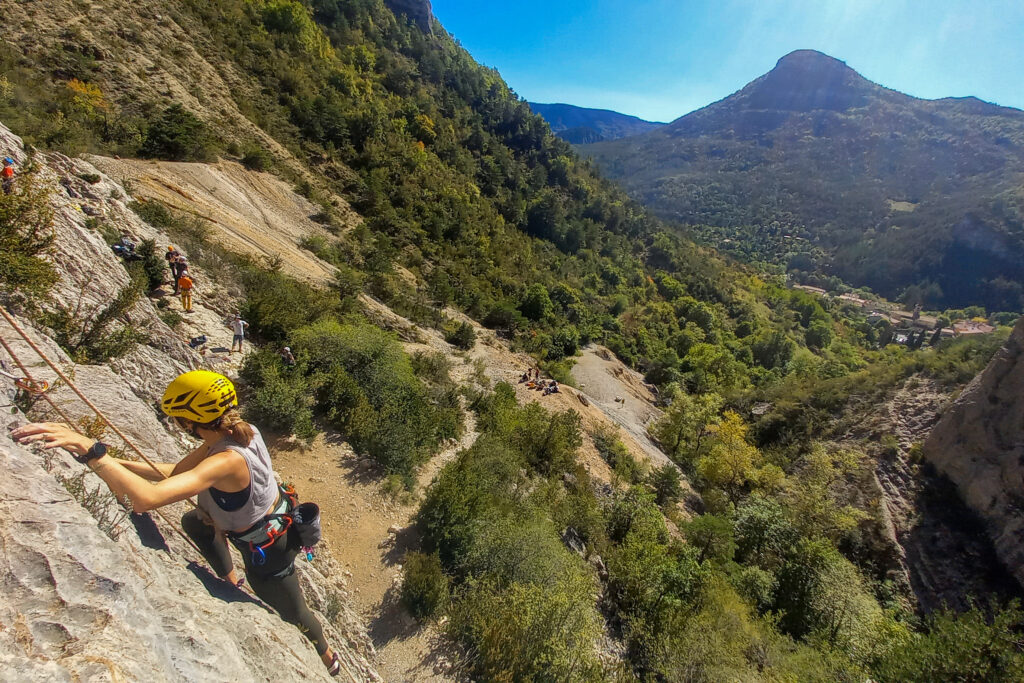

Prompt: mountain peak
xmin=774 ymin=49 xmax=850 ymax=70
xmin=744 ymin=49 xmax=874 ymax=112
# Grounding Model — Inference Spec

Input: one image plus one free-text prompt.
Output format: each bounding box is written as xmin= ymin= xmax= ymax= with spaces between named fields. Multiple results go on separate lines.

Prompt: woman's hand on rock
xmin=10 ymin=422 xmax=95 ymax=456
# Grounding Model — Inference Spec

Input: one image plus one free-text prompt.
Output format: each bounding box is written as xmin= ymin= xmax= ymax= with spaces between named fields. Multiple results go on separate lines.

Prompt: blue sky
xmin=431 ymin=0 xmax=1024 ymax=122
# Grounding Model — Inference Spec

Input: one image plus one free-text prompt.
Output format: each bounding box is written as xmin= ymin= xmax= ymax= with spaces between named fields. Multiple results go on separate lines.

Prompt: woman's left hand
xmin=10 ymin=422 xmax=95 ymax=456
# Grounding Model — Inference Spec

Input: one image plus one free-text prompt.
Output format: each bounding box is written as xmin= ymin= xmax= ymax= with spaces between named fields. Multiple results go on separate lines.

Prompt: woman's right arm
xmin=113 ymin=458 xmax=175 ymax=480
xmin=112 ymin=441 xmax=211 ymax=481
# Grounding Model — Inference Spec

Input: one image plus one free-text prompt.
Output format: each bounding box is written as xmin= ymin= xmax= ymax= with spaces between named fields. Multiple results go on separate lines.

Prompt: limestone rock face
xmin=922 ymin=318 xmax=1024 ymax=588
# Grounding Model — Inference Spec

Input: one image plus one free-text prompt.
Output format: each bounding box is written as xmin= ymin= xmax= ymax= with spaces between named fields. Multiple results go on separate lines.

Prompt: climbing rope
xmin=0 ymin=306 xmax=207 ymax=556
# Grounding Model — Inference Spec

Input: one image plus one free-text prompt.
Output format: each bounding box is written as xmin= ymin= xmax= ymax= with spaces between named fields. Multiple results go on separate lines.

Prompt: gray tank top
xmin=197 ymin=426 xmax=278 ymax=531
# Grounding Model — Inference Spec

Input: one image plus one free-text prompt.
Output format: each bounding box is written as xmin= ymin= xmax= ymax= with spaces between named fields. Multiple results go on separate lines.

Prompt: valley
xmin=577 ymin=50 xmax=1024 ymax=313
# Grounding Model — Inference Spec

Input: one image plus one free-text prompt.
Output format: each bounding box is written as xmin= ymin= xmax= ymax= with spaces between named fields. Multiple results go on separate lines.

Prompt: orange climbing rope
xmin=0 ymin=306 xmax=207 ymax=555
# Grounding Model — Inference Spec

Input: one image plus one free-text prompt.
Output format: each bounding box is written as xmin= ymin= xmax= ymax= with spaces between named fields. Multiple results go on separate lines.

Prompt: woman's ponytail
xmin=219 ymin=408 xmax=254 ymax=447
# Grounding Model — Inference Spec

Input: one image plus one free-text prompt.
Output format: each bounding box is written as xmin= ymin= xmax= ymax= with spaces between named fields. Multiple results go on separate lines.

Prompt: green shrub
xmin=411 ymin=350 xmax=452 ymax=385
xmin=683 ymin=514 xmax=736 ymax=564
xmin=140 ymin=104 xmax=215 ymax=161
xmin=239 ymin=349 xmax=317 ymax=440
xmin=649 ymin=463 xmax=683 ymax=506
xmin=290 ymin=319 xmax=462 ymax=477
xmin=548 ymin=325 xmax=580 ymax=359
xmin=444 ymin=320 xmax=476 ymax=350
xmin=41 ymin=270 xmax=147 ymax=363
xmin=447 ymin=573 xmax=603 ymax=682
xmin=401 ymin=551 xmax=449 ymax=621
xmin=592 ymin=425 xmax=643 ymax=483
xmin=158 ymin=309 xmax=184 ymax=329
xmin=241 ymin=267 xmax=342 ymax=342
xmin=332 ymin=263 xmax=365 ymax=304
xmin=869 ymin=601 xmax=1024 ymax=683
xmin=418 ymin=436 xmax=524 ymax=569
xmin=77 ymin=172 xmax=101 ymax=184
xmin=137 ymin=238 xmax=165 ymax=290
xmin=241 ymin=146 xmax=272 ymax=172
xmin=540 ymin=357 xmax=576 ymax=386
xmin=519 ymin=283 xmax=553 ymax=321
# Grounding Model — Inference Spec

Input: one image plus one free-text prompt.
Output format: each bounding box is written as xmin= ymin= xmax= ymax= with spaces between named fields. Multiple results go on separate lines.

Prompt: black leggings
xmin=181 ymin=510 xmax=329 ymax=655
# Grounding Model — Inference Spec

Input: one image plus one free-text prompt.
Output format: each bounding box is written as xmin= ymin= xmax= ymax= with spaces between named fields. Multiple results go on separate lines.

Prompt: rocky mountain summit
xmin=924 ymin=316 xmax=1024 ymax=590
xmin=0 ymin=122 xmax=381 ymax=682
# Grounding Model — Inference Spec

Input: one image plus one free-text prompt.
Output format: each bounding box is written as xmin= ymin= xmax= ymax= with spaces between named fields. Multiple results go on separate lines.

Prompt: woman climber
xmin=12 ymin=370 xmax=343 ymax=677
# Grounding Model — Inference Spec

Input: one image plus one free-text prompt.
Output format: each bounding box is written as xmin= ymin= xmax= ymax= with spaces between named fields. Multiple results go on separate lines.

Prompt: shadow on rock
xmin=130 ymin=512 xmax=169 ymax=552
xmin=186 ymin=561 xmax=266 ymax=608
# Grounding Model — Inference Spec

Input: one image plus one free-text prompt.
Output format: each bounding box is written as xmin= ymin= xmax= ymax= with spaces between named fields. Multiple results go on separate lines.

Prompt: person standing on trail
xmin=230 ymin=314 xmax=249 ymax=353
xmin=174 ymin=255 xmax=189 ymax=285
xmin=178 ymin=270 xmax=194 ymax=312
xmin=166 ymin=246 xmax=180 ymax=293
xmin=1 ymin=157 xmax=14 ymax=195
xmin=12 ymin=371 xmax=345 ymax=676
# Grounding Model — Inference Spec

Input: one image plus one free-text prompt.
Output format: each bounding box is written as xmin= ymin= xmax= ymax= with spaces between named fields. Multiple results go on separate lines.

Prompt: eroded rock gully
xmin=924 ymin=318 xmax=1024 ymax=592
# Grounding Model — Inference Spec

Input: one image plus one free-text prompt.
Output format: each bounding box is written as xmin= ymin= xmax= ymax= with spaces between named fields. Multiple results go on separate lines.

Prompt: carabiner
xmin=15 ymin=378 xmax=49 ymax=394
xmin=0 ymin=367 xmax=49 ymax=394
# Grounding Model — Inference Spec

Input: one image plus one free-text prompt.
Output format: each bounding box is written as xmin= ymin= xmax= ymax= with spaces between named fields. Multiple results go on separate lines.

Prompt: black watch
xmin=74 ymin=441 xmax=107 ymax=464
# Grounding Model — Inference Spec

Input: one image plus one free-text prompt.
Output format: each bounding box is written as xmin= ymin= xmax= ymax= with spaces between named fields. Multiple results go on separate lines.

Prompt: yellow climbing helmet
xmin=161 ymin=370 xmax=237 ymax=423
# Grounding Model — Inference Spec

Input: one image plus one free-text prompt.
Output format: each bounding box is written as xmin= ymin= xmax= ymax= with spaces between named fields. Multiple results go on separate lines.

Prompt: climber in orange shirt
xmin=178 ymin=270 xmax=194 ymax=312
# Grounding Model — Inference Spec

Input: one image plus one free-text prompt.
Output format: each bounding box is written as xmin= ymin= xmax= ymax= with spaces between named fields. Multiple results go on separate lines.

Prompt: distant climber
xmin=230 ymin=314 xmax=249 ymax=353
xmin=544 ymin=380 xmax=560 ymax=395
xmin=1 ymin=157 xmax=14 ymax=195
xmin=519 ymin=371 xmax=529 ymax=383
xmin=12 ymin=371 xmax=345 ymax=676
xmin=280 ymin=346 xmax=296 ymax=367
xmin=178 ymin=270 xmax=194 ymax=312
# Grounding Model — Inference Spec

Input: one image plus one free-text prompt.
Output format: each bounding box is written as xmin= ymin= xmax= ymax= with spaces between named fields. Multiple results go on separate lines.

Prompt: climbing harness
xmin=226 ymin=482 xmax=322 ymax=567
xmin=234 ymin=488 xmax=295 ymax=567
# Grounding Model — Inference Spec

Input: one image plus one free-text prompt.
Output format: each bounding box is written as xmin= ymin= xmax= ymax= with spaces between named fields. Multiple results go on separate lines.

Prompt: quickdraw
xmin=0 ymin=365 xmax=49 ymax=394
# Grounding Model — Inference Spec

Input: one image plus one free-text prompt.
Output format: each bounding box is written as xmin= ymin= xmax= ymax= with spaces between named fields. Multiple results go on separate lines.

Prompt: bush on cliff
xmin=0 ymin=162 xmax=57 ymax=310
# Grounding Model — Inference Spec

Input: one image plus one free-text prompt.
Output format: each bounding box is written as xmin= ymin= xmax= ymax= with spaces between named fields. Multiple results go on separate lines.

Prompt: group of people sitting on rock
xmin=518 ymin=367 xmax=559 ymax=395
xmin=166 ymin=246 xmax=195 ymax=312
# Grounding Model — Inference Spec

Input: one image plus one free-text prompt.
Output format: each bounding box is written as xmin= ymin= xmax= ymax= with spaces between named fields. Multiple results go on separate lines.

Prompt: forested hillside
xmin=584 ymin=50 xmax=1024 ymax=313
xmin=3 ymin=3 xmax=1023 ymax=681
